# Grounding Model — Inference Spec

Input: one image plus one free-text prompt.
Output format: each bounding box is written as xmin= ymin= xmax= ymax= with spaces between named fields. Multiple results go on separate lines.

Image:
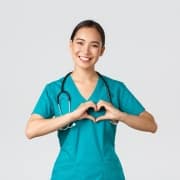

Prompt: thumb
xmin=96 ymin=115 xmax=107 ymax=122
xmin=86 ymin=115 xmax=96 ymax=122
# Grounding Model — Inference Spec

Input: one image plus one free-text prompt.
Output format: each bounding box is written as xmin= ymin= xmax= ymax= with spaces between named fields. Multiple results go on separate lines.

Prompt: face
xmin=69 ymin=27 xmax=105 ymax=70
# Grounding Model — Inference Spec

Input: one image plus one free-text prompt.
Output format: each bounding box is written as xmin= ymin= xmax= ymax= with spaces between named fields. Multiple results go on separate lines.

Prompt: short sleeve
xmin=119 ymin=83 xmax=145 ymax=115
xmin=32 ymin=85 xmax=54 ymax=118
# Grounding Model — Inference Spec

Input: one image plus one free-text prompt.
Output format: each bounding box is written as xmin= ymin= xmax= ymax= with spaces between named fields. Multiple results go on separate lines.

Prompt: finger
xmin=78 ymin=112 xmax=95 ymax=121
xmin=96 ymin=101 xmax=105 ymax=111
xmin=84 ymin=101 xmax=97 ymax=111
xmin=86 ymin=115 xmax=96 ymax=122
xmin=96 ymin=115 xmax=108 ymax=122
xmin=78 ymin=103 xmax=95 ymax=114
xmin=97 ymin=102 xmax=108 ymax=111
xmin=97 ymin=100 xmax=111 ymax=109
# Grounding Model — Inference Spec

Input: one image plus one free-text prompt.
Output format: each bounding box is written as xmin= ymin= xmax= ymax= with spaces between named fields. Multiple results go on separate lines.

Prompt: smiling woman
xmin=70 ymin=27 xmax=105 ymax=71
xmin=25 ymin=19 xmax=157 ymax=180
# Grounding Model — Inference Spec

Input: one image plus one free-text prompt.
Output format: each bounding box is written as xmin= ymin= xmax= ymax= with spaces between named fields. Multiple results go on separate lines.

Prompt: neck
xmin=71 ymin=67 xmax=98 ymax=82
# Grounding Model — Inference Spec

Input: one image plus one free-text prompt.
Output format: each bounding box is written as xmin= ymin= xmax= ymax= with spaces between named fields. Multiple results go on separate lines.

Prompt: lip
xmin=79 ymin=56 xmax=92 ymax=62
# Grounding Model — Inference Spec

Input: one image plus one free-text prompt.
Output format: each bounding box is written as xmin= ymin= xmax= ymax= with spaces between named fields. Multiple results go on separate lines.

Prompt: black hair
xmin=70 ymin=19 xmax=105 ymax=47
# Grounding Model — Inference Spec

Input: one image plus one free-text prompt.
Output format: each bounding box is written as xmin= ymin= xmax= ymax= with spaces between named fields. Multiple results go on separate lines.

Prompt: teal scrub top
xmin=32 ymin=74 xmax=145 ymax=180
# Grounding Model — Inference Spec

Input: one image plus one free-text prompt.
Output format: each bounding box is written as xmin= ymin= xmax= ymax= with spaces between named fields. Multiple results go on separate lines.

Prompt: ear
xmin=100 ymin=46 xmax=105 ymax=56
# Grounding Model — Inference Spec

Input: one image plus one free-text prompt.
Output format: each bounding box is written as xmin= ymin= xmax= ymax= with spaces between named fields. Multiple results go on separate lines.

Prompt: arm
xmin=117 ymin=110 xmax=157 ymax=133
xmin=25 ymin=113 xmax=75 ymax=139
xmin=25 ymin=101 xmax=96 ymax=139
xmin=96 ymin=100 xmax=157 ymax=133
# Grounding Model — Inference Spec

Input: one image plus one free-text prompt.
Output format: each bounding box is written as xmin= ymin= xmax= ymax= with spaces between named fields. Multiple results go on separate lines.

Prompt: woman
xmin=25 ymin=19 xmax=157 ymax=180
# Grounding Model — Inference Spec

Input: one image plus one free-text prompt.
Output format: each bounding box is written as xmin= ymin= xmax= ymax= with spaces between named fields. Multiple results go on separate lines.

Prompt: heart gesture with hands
xmin=71 ymin=101 xmax=97 ymax=122
xmin=95 ymin=100 xmax=121 ymax=123
xmin=71 ymin=100 xmax=122 ymax=124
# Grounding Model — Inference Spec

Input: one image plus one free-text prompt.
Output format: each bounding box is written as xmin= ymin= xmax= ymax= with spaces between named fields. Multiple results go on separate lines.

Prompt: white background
xmin=0 ymin=0 xmax=179 ymax=179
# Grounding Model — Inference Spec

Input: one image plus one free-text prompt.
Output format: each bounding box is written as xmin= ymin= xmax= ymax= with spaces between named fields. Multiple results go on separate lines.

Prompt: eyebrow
xmin=75 ymin=38 xmax=100 ymax=44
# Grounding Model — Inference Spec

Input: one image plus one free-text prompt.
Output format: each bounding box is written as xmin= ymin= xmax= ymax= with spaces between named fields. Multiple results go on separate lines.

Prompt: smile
xmin=79 ymin=56 xmax=92 ymax=62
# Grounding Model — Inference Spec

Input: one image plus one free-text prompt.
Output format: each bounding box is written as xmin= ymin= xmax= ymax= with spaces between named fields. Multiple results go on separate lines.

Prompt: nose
xmin=82 ymin=44 xmax=90 ymax=55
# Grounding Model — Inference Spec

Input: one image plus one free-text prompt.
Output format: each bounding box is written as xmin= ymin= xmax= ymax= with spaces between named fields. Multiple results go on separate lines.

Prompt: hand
xmin=96 ymin=100 xmax=123 ymax=123
xmin=71 ymin=101 xmax=97 ymax=122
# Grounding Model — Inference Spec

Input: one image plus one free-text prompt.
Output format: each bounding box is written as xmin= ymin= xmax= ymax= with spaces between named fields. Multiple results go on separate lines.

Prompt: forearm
xmin=118 ymin=111 xmax=157 ymax=133
xmin=25 ymin=113 xmax=75 ymax=139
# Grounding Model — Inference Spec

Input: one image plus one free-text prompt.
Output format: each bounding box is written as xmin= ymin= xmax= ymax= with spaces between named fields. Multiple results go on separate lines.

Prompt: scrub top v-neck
xmin=32 ymin=74 xmax=145 ymax=180
xmin=68 ymin=74 xmax=100 ymax=102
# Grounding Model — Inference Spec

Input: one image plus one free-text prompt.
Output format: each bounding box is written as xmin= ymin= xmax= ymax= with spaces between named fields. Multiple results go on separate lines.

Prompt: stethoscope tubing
xmin=57 ymin=71 xmax=111 ymax=106
xmin=57 ymin=71 xmax=113 ymax=130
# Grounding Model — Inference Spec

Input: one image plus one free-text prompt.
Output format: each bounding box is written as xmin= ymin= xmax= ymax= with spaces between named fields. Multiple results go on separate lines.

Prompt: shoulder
xmin=43 ymin=75 xmax=65 ymax=93
xmin=101 ymin=74 xmax=126 ymax=89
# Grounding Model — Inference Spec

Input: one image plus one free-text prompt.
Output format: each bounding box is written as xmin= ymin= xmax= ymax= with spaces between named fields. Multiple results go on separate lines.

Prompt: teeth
xmin=79 ymin=56 xmax=90 ymax=61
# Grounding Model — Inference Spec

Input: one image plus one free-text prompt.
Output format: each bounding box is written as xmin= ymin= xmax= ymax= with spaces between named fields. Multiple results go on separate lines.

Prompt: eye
xmin=76 ymin=41 xmax=83 ymax=45
xmin=91 ymin=44 xmax=99 ymax=48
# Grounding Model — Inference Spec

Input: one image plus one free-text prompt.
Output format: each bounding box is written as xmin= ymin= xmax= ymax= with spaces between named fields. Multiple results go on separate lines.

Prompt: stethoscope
xmin=57 ymin=72 xmax=113 ymax=130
